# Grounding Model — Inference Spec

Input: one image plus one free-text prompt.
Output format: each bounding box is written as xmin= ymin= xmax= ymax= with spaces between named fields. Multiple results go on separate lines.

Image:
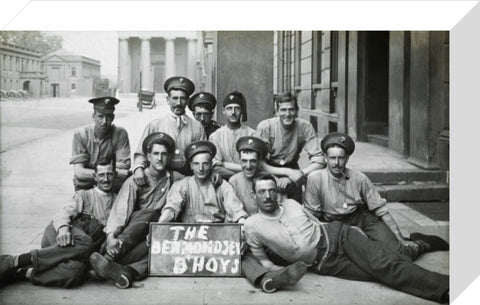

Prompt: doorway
xmin=51 ymin=84 xmax=59 ymax=97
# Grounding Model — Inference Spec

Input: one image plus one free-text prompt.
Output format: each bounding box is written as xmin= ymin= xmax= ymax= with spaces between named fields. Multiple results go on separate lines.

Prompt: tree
xmin=0 ymin=31 xmax=63 ymax=56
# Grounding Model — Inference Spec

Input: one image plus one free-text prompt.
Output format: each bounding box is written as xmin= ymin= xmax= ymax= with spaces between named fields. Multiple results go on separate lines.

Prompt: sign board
xmin=149 ymin=223 xmax=242 ymax=277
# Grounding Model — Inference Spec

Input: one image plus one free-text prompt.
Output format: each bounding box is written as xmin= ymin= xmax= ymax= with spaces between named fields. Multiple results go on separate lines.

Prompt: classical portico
xmin=117 ymin=31 xmax=203 ymax=94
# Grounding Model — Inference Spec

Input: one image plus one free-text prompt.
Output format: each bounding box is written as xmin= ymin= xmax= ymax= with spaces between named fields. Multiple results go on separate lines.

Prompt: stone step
xmin=376 ymin=184 xmax=449 ymax=202
xmin=362 ymin=169 xmax=448 ymax=185
xmin=367 ymin=134 xmax=388 ymax=147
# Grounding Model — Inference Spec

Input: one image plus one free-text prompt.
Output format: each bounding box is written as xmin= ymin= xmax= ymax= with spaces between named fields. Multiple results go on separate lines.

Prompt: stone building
xmin=273 ymin=31 xmax=449 ymax=170
xmin=0 ymin=42 xmax=44 ymax=98
xmin=117 ymin=31 xmax=206 ymax=94
xmin=42 ymin=49 xmax=101 ymax=98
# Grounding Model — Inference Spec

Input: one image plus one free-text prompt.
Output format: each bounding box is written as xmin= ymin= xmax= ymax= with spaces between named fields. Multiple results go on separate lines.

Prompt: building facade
xmin=274 ymin=31 xmax=449 ymax=170
xmin=0 ymin=43 xmax=44 ymax=98
xmin=117 ymin=31 xmax=206 ymax=94
xmin=42 ymin=49 xmax=101 ymax=98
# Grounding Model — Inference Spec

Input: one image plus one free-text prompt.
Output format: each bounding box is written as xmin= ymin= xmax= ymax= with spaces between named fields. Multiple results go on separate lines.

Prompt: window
xmin=71 ymin=83 xmax=76 ymax=90
xmin=294 ymin=31 xmax=301 ymax=86
xmin=71 ymin=67 xmax=76 ymax=77
xmin=312 ymin=31 xmax=322 ymax=84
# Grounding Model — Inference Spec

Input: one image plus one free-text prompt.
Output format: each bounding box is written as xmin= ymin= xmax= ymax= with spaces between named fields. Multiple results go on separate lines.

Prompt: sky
xmin=52 ymin=31 xmax=119 ymax=84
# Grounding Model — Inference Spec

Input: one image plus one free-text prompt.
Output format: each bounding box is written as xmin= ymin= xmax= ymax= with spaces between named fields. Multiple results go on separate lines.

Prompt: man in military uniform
xmin=255 ymin=92 xmax=326 ymax=203
xmin=0 ymin=157 xmax=117 ymax=287
xmin=245 ymin=174 xmax=449 ymax=303
xmin=209 ymin=91 xmax=255 ymax=180
xmin=89 ymin=132 xmax=176 ymax=289
xmin=70 ymin=96 xmax=131 ymax=191
xmin=133 ymin=76 xmax=206 ymax=184
xmin=188 ymin=92 xmax=221 ymax=139
xmin=304 ymin=132 xmax=449 ymax=257
xmin=230 ymin=136 xmax=306 ymax=293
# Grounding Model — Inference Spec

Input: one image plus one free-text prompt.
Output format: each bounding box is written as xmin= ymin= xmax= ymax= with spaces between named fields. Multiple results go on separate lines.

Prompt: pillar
xmin=140 ymin=36 xmax=152 ymax=90
xmin=118 ymin=37 xmax=130 ymax=93
xmin=165 ymin=37 xmax=175 ymax=78
xmin=187 ymin=37 xmax=197 ymax=81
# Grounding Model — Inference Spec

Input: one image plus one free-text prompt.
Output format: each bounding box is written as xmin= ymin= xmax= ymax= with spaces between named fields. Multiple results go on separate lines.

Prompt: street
xmin=0 ymin=97 xmax=448 ymax=305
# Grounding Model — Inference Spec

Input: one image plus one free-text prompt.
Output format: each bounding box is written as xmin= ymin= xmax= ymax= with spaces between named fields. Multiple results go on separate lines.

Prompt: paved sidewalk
xmin=0 ymin=99 xmax=449 ymax=305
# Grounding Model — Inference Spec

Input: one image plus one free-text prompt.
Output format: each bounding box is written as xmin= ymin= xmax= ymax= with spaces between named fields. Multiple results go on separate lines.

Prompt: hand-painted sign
xmin=149 ymin=223 xmax=242 ymax=277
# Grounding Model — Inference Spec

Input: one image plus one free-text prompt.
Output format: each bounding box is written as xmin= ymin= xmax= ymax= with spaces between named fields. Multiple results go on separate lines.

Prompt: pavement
xmin=0 ymin=97 xmax=449 ymax=305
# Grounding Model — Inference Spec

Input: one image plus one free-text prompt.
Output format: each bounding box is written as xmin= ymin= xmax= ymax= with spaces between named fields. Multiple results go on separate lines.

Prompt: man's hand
xmin=56 ymin=226 xmax=74 ymax=247
xmin=105 ymin=234 xmax=123 ymax=258
xmin=287 ymin=169 xmax=306 ymax=185
xmin=133 ymin=167 xmax=147 ymax=186
xmin=277 ymin=177 xmax=292 ymax=191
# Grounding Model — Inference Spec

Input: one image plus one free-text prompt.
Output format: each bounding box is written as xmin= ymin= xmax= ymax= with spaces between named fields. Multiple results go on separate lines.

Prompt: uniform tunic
xmin=162 ymin=176 xmax=248 ymax=223
xmin=255 ymin=117 xmax=324 ymax=167
xmin=133 ymin=114 xmax=206 ymax=172
xmin=70 ymin=125 xmax=131 ymax=189
xmin=228 ymin=172 xmax=258 ymax=216
xmin=53 ymin=187 xmax=116 ymax=231
xmin=204 ymin=120 xmax=221 ymax=139
xmin=303 ymin=168 xmax=388 ymax=221
xmin=209 ymin=125 xmax=255 ymax=167
xmin=244 ymin=199 xmax=321 ymax=265
xmin=104 ymin=168 xmax=172 ymax=235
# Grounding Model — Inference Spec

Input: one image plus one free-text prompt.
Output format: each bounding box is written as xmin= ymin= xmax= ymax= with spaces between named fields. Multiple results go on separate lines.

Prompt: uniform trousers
xmin=29 ymin=215 xmax=105 ymax=287
xmin=327 ymin=206 xmax=417 ymax=258
xmin=110 ymin=209 xmax=161 ymax=280
xmin=312 ymin=221 xmax=449 ymax=303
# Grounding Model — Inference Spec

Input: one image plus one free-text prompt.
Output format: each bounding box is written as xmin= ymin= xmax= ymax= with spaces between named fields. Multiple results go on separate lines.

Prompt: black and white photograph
xmin=0 ymin=1 xmax=479 ymax=304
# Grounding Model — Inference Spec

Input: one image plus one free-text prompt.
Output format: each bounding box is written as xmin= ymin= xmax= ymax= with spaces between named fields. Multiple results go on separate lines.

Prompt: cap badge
xmin=229 ymin=95 xmax=234 ymax=100
xmin=104 ymin=98 xmax=110 ymax=104
xmin=159 ymin=133 xmax=164 ymax=138
xmin=179 ymin=78 xmax=184 ymax=83
xmin=340 ymin=136 xmax=346 ymax=143
xmin=248 ymin=139 xmax=253 ymax=145
xmin=191 ymin=145 xmax=196 ymax=151
xmin=200 ymin=93 xmax=204 ymax=98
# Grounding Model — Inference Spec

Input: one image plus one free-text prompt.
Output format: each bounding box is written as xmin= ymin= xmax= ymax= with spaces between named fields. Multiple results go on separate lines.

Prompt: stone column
xmin=187 ymin=37 xmax=197 ymax=80
xmin=118 ymin=37 xmax=130 ymax=93
xmin=140 ymin=36 xmax=152 ymax=90
xmin=165 ymin=37 xmax=175 ymax=78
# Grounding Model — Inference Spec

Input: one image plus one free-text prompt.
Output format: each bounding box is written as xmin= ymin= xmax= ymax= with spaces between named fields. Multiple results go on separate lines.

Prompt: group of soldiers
xmin=0 ymin=76 xmax=449 ymax=303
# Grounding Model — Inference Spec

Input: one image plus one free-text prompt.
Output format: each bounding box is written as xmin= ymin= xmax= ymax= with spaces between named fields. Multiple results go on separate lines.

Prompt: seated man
xmin=245 ymin=174 xmax=450 ymax=303
xmin=255 ymin=92 xmax=326 ymax=203
xmin=89 ymin=132 xmax=175 ymax=289
xmin=304 ymin=132 xmax=448 ymax=256
xmin=188 ymin=92 xmax=221 ymax=139
xmin=0 ymin=157 xmax=117 ymax=287
xmin=230 ymin=136 xmax=306 ymax=293
xmin=70 ymin=96 xmax=131 ymax=191
xmin=209 ymin=91 xmax=255 ymax=180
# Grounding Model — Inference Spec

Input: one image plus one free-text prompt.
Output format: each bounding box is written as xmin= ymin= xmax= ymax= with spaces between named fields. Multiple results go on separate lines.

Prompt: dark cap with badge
xmin=142 ymin=132 xmax=176 ymax=155
xmin=236 ymin=136 xmax=268 ymax=159
xmin=185 ymin=140 xmax=217 ymax=161
xmin=164 ymin=76 xmax=195 ymax=96
xmin=89 ymin=96 xmax=119 ymax=114
xmin=188 ymin=92 xmax=217 ymax=111
xmin=223 ymin=91 xmax=248 ymax=122
xmin=321 ymin=132 xmax=355 ymax=156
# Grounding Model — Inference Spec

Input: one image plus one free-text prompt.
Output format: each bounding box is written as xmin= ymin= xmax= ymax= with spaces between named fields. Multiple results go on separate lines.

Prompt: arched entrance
xmin=23 ymin=80 xmax=30 ymax=93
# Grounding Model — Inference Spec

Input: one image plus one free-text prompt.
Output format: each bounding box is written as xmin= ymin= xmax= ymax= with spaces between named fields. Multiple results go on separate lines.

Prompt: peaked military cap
xmin=321 ymin=132 xmax=355 ymax=156
xmin=185 ymin=140 xmax=217 ymax=161
xmin=188 ymin=92 xmax=217 ymax=111
xmin=223 ymin=91 xmax=248 ymax=122
xmin=163 ymin=76 xmax=195 ymax=96
xmin=236 ymin=136 xmax=268 ymax=159
xmin=142 ymin=132 xmax=175 ymax=155
xmin=89 ymin=96 xmax=119 ymax=114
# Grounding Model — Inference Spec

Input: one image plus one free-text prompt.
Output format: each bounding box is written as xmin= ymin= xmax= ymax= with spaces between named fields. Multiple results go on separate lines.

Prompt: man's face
xmin=147 ymin=143 xmax=170 ymax=172
xmin=240 ymin=150 xmax=259 ymax=179
xmin=167 ymin=89 xmax=188 ymax=116
xmin=276 ymin=101 xmax=297 ymax=128
xmin=326 ymin=146 xmax=349 ymax=178
xmin=94 ymin=163 xmax=115 ymax=192
xmin=254 ymin=179 xmax=279 ymax=214
xmin=223 ymin=104 xmax=241 ymax=124
xmin=92 ymin=111 xmax=114 ymax=132
xmin=193 ymin=105 xmax=213 ymax=127
xmin=190 ymin=152 xmax=212 ymax=181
